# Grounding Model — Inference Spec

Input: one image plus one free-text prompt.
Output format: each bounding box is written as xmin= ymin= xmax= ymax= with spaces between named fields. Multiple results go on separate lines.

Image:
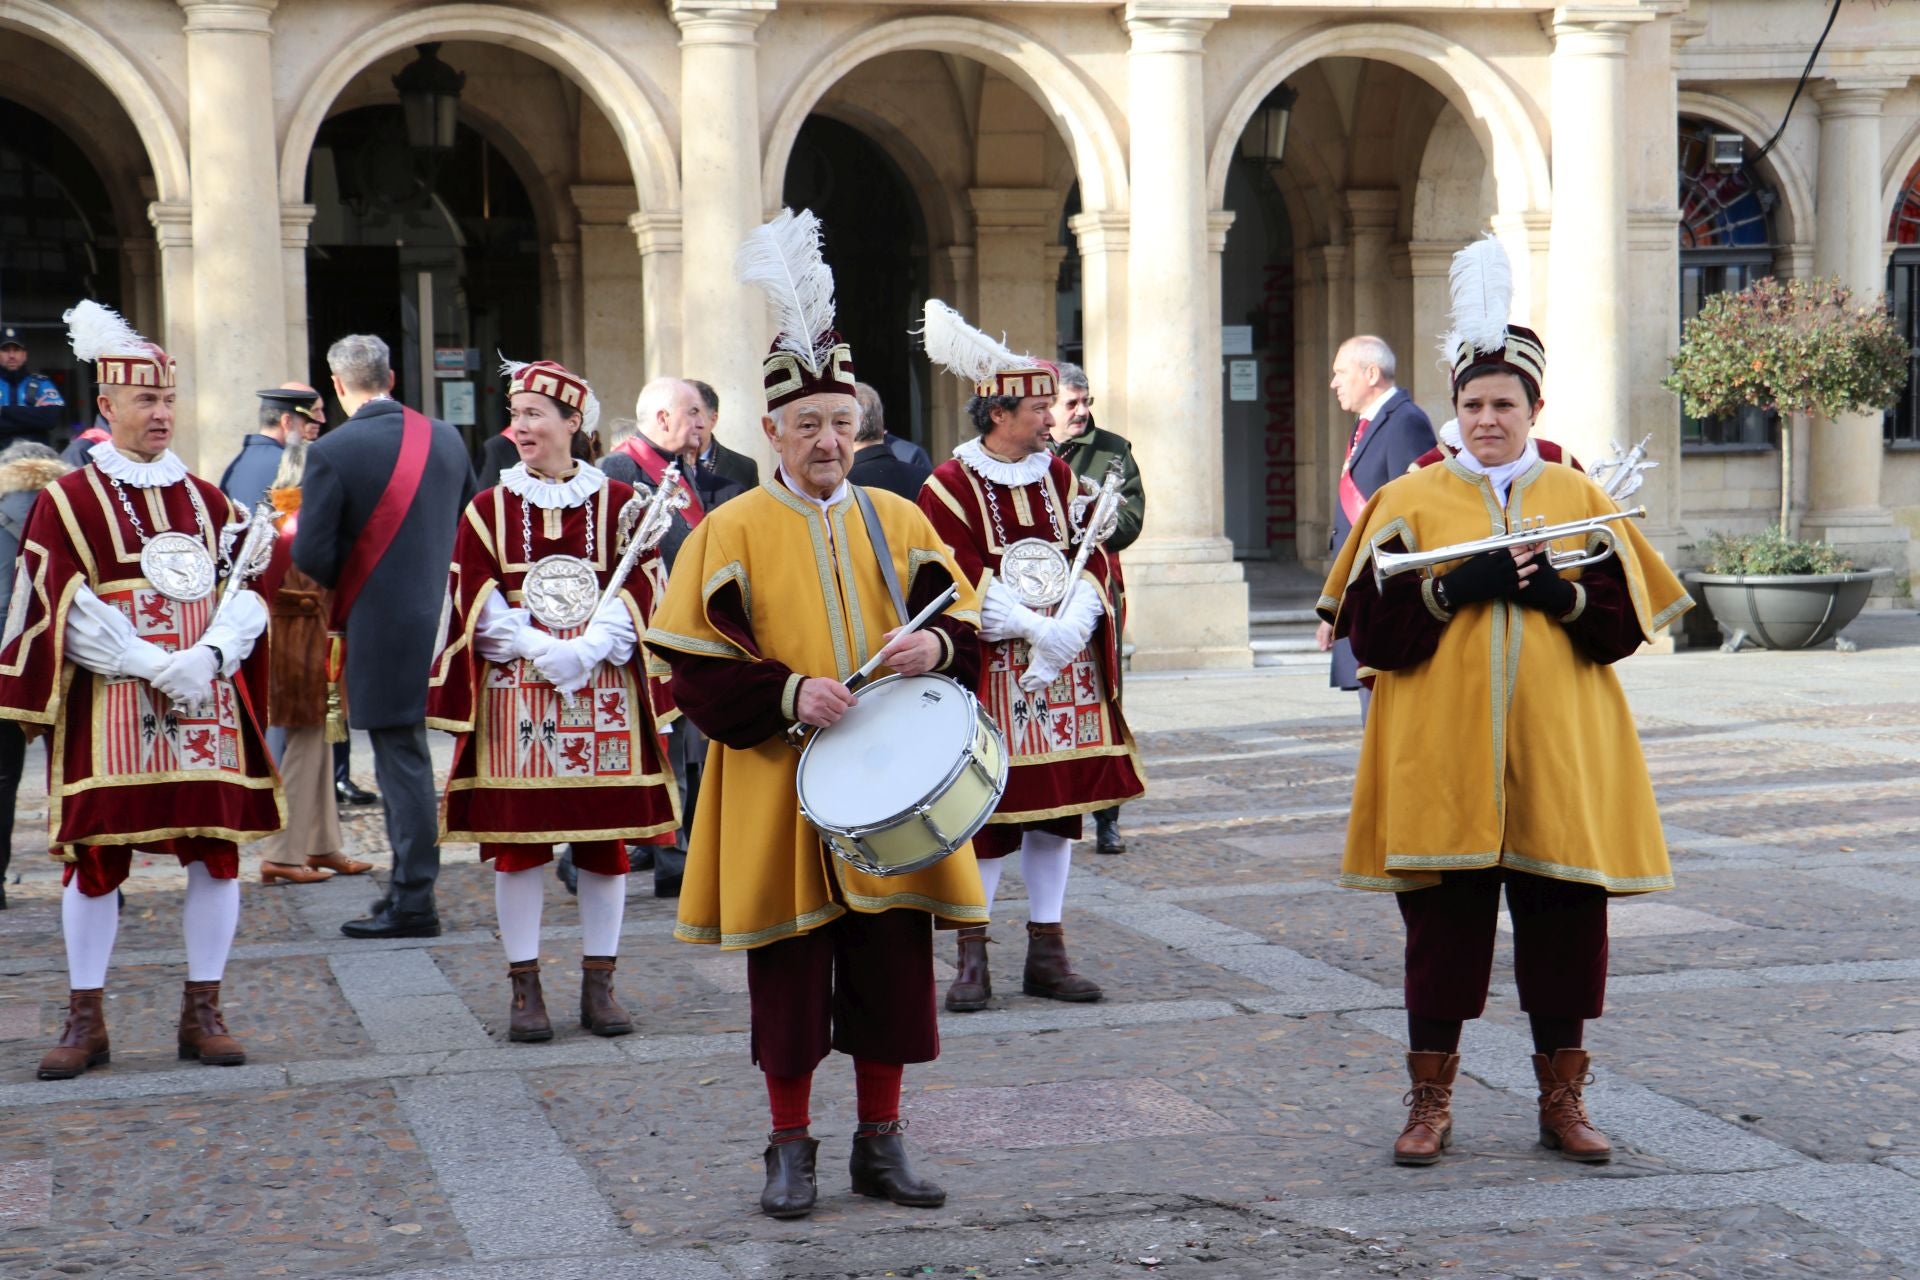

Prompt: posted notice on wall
xmin=1228 ymin=359 xmax=1259 ymax=402
xmin=441 ymin=380 xmax=476 ymax=426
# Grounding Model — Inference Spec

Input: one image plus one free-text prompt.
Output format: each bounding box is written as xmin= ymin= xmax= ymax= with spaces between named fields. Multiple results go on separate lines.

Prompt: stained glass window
xmin=1678 ymin=118 xmax=1777 ymax=449
xmin=1887 ymin=159 xmax=1920 ymax=444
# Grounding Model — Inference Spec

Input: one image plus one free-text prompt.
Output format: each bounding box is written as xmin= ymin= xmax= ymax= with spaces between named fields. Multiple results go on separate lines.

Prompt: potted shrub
xmin=1665 ymin=276 xmax=1908 ymax=650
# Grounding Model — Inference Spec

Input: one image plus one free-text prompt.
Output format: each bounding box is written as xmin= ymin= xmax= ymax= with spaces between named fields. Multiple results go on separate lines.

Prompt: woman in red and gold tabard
xmin=428 ymin=358 xmax=679 ymax=1042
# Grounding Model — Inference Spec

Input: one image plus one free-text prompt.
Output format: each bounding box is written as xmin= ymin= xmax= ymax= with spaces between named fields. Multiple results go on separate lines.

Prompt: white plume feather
xmin=64 ymin=299 xmax=148 ymax=362
xmin=919 ymin=299 xmax=1030 ymax=384
xmin=497 ymin=351 xmax=531 ymax=381
xmin=1438 ymin=234 xmax=1513 ymax=365
xmin=734 ymin=208 xmax=837 ymax=374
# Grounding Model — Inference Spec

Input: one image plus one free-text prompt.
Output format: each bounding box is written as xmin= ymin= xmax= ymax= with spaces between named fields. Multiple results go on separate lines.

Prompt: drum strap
xmin=851 ymin=484 xmax=908 ymax=629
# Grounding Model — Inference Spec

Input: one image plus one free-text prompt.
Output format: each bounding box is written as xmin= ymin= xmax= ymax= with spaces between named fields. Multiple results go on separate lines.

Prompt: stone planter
xmin=1683 ymin=568 xmax=1893 ymax=652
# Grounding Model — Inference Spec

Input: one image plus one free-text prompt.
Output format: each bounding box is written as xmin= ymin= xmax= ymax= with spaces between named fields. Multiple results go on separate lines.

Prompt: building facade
xmin=4 ymin=0 xmax=1918 ymax=667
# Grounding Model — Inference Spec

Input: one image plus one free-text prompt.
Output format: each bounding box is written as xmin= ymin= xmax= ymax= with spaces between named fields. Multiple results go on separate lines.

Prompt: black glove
xmin=1435 ymin=549 xmax=1519 ymax=609
xmin=1513 ymin=551 xmax=1578 ymax=616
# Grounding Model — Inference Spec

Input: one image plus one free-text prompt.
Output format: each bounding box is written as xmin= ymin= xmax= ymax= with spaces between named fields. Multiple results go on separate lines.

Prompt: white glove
xmin=533 ymin=638 xmax=595 ymax=696
xmin=153 ymin=645 xmax=220 ymax=711
xmin=198 ymin=589 xmax=268 ymax=674
xmin=119 ymin=638 xmax=173 ymax=684
xmin=980 ymin=578 xmax=1049 ymax=645
xmin=1018 ymin=582 xmax=1104 ymax=693
xmin=510 ymin=625 xmax=555 ymax=663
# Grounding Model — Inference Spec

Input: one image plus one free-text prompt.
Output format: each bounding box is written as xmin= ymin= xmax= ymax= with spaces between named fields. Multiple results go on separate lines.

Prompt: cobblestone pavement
xmin=3 ymin=613 xmax=1920 ymax=1277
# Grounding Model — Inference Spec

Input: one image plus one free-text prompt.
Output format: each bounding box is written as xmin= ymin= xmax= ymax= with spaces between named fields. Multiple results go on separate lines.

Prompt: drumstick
xmin=784 ymin=584 xmax=958 ymax=746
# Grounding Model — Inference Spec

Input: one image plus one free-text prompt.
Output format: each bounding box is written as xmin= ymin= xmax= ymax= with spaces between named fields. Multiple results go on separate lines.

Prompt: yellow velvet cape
xmin=646 ymin=479 xmax=989 ymax=949
xmin=1319 ymin=457 xmax=1692 ymax=895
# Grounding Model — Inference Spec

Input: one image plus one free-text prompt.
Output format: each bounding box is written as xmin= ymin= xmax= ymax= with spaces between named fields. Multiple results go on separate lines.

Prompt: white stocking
xmin=1020 ymin=832 xmax=1073 ymax=925
xmin=182 ymin=862 xmax=240 ymax=982
xmin=494 ymin=866 xmax=544 ymax=963
xmin=577 ymin=870 xmax=625 ymax=957
xmin=976 ymin=855 xmax=1006 ymax=916
xmin=62 ymin=878 xmax=119 ymax=990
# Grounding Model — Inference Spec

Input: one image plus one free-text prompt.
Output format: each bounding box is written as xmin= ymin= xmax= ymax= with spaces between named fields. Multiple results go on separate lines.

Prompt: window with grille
xmin=1677 ymin=118 xmax=1778 ymax=450
xmin=1886 ymin=159 xmax=1920 ymax=446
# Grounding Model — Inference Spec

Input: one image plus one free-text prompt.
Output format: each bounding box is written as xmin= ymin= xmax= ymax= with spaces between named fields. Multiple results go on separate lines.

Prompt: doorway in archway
xmin=304 ymin=105 xmax=539 ymax=456
xmin=1222 ymin=159 xmax=1296 ymax=563
xmin=782 ymin=115 xmax=930 ymax=446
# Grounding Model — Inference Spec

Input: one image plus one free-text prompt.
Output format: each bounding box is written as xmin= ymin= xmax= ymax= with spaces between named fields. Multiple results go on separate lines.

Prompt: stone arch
xmin=0 ymin=0 xmax=190 ymax=203
xmin=1885 ymin=116 xmax=1920 ymax=223
xmin=1412 ymin=104 xmax=1493 ymax=244
xmin=1208 ymin=22 xmax=1551 ymax=219
xmin=761 ymin=14 xmax=1130 ymax=216
xmin=1676 ymin=90 xmax=1815 ymax=246
xmin=279 ymin=3 xmax=677 ymax=212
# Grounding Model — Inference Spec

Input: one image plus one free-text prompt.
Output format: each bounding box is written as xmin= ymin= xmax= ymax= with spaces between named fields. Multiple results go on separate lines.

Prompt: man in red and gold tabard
xmin=648 ymin=210 xmax=986 ymax=1220
xmin=916 ymin=300 xmax=1146 ymax=1014
xmin=428 ymin=356 xmax=680 ymax=1042
xmin=0 ymin=302 xmax=281 ymax=1080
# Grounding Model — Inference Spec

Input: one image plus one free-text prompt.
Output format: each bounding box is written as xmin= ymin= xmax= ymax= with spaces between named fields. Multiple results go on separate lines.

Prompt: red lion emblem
xmin=138 ymin=596 xmax=174 ymax=628
xmin=183 ymin=729 xmax=217 ymax=765
xmin=558 ymin=737 xmax=593 ymax=773
xmin=597 ymin=692 xmax=626 ymax=727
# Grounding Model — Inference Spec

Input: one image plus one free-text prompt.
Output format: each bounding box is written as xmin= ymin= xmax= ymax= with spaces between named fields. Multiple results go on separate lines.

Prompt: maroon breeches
xmin=1396 ymin=867 xmax=1609 ymax=1021
xmin=482 ymin=839 xmax=628 ymax=875
xmin=973 ymin=816 xmax=1081 ymax=859
xmin=745 ymin=908 xmax=939 ymax=1077
xmin=65 ymin=838 xmax=239 ymax=897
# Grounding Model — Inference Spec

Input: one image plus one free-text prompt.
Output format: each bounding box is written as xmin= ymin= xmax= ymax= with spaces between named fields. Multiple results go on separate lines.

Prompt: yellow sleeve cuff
xmin=780 ymin=672 xmax=806 ymax=721
xmin=1559 ymin=581 xmax=1587 ymax=624
xmin=1421 ymin=577 xmax=1454 ymax=623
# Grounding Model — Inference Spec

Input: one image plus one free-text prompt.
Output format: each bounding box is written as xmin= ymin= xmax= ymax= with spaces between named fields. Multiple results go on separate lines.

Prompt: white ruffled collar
xmin=955 ymin=437 xmax=1050 ymax=487
xmin=1452 ymin=438 xmax=1541 ymax=505
xmin=500 ymin=461 xmax=605 ymax=509
xmin=89 ymin=441 xmax=188 ymax=488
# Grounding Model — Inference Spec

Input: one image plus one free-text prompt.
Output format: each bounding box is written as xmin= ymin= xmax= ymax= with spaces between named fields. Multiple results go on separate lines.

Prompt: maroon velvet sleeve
xmin=1341 ymin=545 xmax=1446 ymax=672
xmin=661 ymin=581 xmax=797 ymax=749
xmin=1562 ymin=553 xmax=1644 ymax=665
xmin=905 ymin=561 xmax=982 ymax=687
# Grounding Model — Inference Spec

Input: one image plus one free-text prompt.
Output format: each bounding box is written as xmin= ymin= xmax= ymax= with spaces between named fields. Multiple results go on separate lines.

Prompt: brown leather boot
xmin=508 ymin=960 xmax=552 ymax=1042
xmin=579 ymin=956 xmax=633 ymax=1037
xmin=944 ymin=926 xmax=991 ymax=1012
xmin=1533 ymin=1049 xmax=1612 ymax=1162
xmin=1022 ymin=921 xmax=1102 ymax=1002
xmin=1393 ymin=1051 xmax=1458 ymax=1166
xmin=177 ymin=981 xmax=246 ymax=1065
xmin=38 ymin=988 xmax=109 ymax=1080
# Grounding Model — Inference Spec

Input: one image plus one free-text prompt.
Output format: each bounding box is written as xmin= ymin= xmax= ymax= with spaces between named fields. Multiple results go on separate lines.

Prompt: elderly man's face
xmin=764 ymin=393 xmax=859 ymax=499
xmin=1329 ymin=347 xmax=1383 ymax=415
xmin=100 ymin=385 xmax=176 ymax=458
xmin=653 ymin=384 xmax=708 ymax=455
xmin=1051 ymin=384 xmax=1093 ymax=443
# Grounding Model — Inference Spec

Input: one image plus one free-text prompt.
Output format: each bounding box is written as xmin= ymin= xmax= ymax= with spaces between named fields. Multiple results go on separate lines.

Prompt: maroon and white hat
xmin=500 ymin=355 xmax=601 ymax=436
xmin=920 ymin=299 xmax=1057 ymax=400
xmin=65 ymin=300 xmax=176 ymax=389
xmin=736 ymin=208 xmax=858 ymax=410
xmin=1441 ymin=237 xmax=1545 ymax=394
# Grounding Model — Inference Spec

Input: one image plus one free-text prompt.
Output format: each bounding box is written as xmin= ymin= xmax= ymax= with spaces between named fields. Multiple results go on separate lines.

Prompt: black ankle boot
xmin=849 ymin=1119 xmax=945 ymax=1207
xmin=760 ymin=1129 xmax=818 ymax=1218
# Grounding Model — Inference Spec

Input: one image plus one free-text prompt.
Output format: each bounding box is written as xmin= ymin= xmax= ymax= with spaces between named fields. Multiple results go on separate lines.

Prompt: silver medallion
xmin=140 ymin=532 xmax=216 ymax=603
xmin=522 ymin=554 xmax=600 ymax=630
xmin=1002 ymin=537 xmax=1071 ymax=609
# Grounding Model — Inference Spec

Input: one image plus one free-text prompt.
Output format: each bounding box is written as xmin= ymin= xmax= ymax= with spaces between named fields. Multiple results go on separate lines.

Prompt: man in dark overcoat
xmin=1314 ymin=335 xmax=1435 ymax=724
xmin=294 ymin=334 xmax=476 ymax=937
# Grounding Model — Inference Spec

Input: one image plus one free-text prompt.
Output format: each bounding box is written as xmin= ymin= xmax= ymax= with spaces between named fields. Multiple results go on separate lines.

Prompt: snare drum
xmin=795 ymin=673 xmax=1008 ymax=878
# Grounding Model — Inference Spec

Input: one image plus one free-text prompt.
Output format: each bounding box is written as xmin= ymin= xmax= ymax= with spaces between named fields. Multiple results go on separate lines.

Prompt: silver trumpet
xmin=1371 ymin=506 xmax=1646 ymax=590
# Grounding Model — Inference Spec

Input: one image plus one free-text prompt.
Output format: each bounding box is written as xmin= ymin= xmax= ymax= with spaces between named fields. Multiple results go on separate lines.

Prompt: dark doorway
xmin=782 ymin=115 xmax=930 ymax=446
xmin=304 ymin=105 xmax=539 ymax=457
xmin=1222 ymin=158 xmax=1296 ymax=562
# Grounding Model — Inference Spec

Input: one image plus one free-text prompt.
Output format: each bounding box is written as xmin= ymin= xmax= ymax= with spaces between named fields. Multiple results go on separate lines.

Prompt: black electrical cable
xmin=1752 ymin=0 xmax=1844 ymax=162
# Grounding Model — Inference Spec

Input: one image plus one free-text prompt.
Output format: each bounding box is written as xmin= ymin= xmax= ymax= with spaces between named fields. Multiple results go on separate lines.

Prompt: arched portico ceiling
xmin=761 ymin=15 xmax=1129 ymax=216
xmin=1676 ymin=91 xmax=1814 ymax=247
xmin=1208 ymin=22 xmax=1551 ymax=219
xmin=0 ymin=0 xmax=190 ymax=203
xmin=280 ymin=3 xmax=677 ymax=212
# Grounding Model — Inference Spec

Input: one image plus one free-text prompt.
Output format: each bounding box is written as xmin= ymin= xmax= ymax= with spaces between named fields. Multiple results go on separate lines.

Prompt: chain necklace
xmin=520 ymin=481 xmax=596 ymax=564
xmin=979 ymin=472 xmax=1066 ymax=548
xmin=111 ymin=474 xmax=214 ymax=551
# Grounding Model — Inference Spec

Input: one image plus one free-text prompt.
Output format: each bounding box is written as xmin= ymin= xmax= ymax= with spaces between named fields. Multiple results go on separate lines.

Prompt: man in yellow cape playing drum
xmin=1318 ymin=236 xmax=1691 ymax=1168
xmin=646 ymin=209 xmax=985 ymax=1220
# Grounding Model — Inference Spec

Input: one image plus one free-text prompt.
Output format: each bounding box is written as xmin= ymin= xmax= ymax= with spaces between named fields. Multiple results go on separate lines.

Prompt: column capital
xmin=550 ymin=241 xmax=580 ymax=266
xmin=670 ymin=0 xmax=773 ymax=44
xmin=1341 ymin=189 xmax=1399 ymax=231
xmin=1401 ymin=241 xmax=1457 ymax=277
xmin=628 ymin=211 xmax=683 ymax=256
xmin=1067 ymin=210 xmax=1129 ymax=254
xmin=1812 ymin=78 xmax=1902 ymax=117
xmin=966 ymin=187 xmax=1058 ymax=230
xmin=572 ymin=184 xmax=640 ymax=226
xmin=149 ymin=200 xmax=194 ymax=247
xmin=177 ymin=0 xmax=277 ymax=34
xmin=1206 ymin=209 xmax=1235 ymax=253
xmin=280 ymin=203 xmax=315 ymax=248
xmin=1549 ymin=8 xmax=1649 ymax=53
xmin=1122 ymin=3 xmax=1230 ymax=52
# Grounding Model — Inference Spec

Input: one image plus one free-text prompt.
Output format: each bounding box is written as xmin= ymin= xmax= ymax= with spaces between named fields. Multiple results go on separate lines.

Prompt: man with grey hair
xmin=1316 ymin=334 xmax=1434 ymax=724
xmin=294 ymin=333 xmax=476 ymax=938
xmin=847 ymin=381 xmax=929 ymax=499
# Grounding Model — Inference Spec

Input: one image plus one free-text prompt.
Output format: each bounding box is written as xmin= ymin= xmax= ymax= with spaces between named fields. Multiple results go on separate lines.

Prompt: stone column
xmin=178 ymin=0 xmax=287 ymax=475
xmin=148 ymin=201 xmax=197 ymax=450
xmin=568 ymin=186 xmax=643 ymax=427
xmin=1122 ymin=2 xmax=1247 ymax=670
xmin=1804 ymin=78 xmax=1909 ymax=572
xmin=630 ymin=212 xmax=683 ymax=384
xmin=1295 ymin=243 xmax=1349 ymax=566
xmin=968 ymin=188 xmax=1057 ymax=358
xmin=1545 ymin=9 xmax=1646 ymax=471
xmin=549 ymin=242 xmax=585 ymax=375
xmin=671 ymin=0 xmax=773 ymax=472
xmin=281 ymin=204 xmax=315 ymax=386
xmin=1343 ymin=190 xmax=1397 ymax=340
xmin=1403 ymin=241 xmax=1455 ymax=425
xmin=120 ymin=240 xmax=160 ymax=344
xmin=926 ymin=246 xmax=977 ymax=461
xmin=1068 ymin=211 xmax=1129 ymax=441
xmin=1622 ymin=11 xmax=1683 ymax=556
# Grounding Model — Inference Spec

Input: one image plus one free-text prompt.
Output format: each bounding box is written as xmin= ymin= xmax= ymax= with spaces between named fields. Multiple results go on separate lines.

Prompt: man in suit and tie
xmin=294 ymin=334 xmax=477 ymax=937
xmin=1314 ymin=336 xmax=1434 ymax=724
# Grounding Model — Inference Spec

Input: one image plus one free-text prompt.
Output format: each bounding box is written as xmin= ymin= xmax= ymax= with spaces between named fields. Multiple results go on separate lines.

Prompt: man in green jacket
xmin=1049 ymin=361 xmax=1144 ymax=855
